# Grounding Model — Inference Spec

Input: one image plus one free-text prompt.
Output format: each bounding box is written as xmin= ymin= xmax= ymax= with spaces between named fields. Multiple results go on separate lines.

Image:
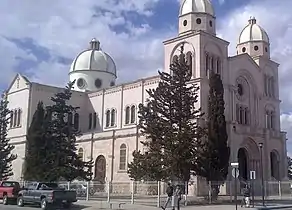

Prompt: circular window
xmin=237 ymin=84 xmax=243 ymax=96
xmin=110 ymin=81 xmax=115 ymax=86
xmin=265 ymin=47 xmax=268 ymax=52
xmin=254 ymin=46 xmax=259 ymax=51
xmin=242 ymin=47 xmax=246 ymax=53
xmin=209 ymin=20 xmax=212 ymax=27
xmin=95 ymin=79 xmax=102 ymax=88
xmin=196 ymin=18 xmax=201 ymax=24
xmin=183 ymin=20 xmax=187 ymax=26
xmin=77 ymin=78 xmax=86 ymax=89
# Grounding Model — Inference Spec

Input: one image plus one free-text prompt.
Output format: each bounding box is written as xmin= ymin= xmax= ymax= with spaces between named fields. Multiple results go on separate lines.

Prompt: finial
xmin=89 ymin=38 xmax=100 ymax=50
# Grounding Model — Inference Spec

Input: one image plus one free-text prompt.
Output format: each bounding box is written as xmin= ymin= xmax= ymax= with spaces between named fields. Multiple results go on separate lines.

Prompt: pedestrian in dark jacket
xmin=161 ymin=183 xmax=174 ymax=210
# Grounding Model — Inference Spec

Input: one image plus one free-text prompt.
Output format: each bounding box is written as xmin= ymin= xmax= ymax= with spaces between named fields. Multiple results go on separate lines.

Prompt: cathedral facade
xmin=6 ymin=0 xmax=288 ymax=193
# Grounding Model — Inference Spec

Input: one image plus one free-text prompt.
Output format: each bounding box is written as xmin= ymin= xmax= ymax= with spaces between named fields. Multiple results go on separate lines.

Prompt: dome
xmin=70 ymin=38 xmax=117 ymax=77
xmin=180 ymin=0 xmax=214 ymax=16
xmin=238 ymin=17 xmax=269 ymax=44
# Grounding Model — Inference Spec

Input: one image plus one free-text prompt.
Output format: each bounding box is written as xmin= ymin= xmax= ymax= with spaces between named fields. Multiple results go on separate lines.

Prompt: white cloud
xmin=0 ymin=0 xmax=171 ymax=87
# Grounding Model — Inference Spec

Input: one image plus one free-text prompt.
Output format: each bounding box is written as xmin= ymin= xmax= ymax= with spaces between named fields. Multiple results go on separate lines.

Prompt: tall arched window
xmin=74 ymin=113 xmax=79 ymax=130
xmin=186 ymin=51 xmax=192 ymax=78
xmin=119 ymin=144 xmax=127 ymax=170
xmin=13 ymin=110 xmax=17 ymax=127
xmin=216 ymin=59 xmax=221 ymax=74
xmin=17 ymin=109 xmax=21 ymax=126
xmin=93 ymin=112 xmax=97 ymax=129
xmin=110 ymin=109 xmax=116 ymax=127
xmin=105 ymin=110 xmax=110 ymax=127
xmin=172 ymin=55 xmax=178 ymax=64
xmin=205 ymin=53 xmax=209 ymax=75
xmin=88 ymin=113 xmax=92 ymax=130
xmin=10 ymin=111 xmax=13 ymax=128
xmin=125 ymin=106 xmax=130 ymax=124
xmin=130 ymin=105 xmax=136 ymax=124
xmin=68 ymin=112 xmax=73 ymax=126
xmin=78 ymin=148 xmax=84 ymax=160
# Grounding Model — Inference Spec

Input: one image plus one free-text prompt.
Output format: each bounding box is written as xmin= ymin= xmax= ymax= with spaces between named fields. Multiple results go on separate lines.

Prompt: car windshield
xmin=38 ymin=183 xmax=60 ymax=190
xmin=1 ymin=181 xmax=20 ymax=188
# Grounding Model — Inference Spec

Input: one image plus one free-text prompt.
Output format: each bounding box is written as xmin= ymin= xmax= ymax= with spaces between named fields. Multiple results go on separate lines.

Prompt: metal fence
xmin=21 ymin=180 xmax=292 ymax=207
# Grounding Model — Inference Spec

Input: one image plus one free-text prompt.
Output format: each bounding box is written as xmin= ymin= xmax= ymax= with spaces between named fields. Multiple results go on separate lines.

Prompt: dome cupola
xmin=69 ymin=38 xmax=117 ymax=92
xmin=178 ymin=0 xmax=216 ymax=35
xmin=237 ymin=17 xmax=270 ymax=59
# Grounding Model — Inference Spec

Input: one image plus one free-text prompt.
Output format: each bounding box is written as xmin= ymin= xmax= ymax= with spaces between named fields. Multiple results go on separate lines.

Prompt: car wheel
xmin=41 ymin=198 xmax=47 ymax=210
xmin=17 ymin=196 xmax=24 ymax=207
xmin=3 ymin=195 xmax=8 ymax=205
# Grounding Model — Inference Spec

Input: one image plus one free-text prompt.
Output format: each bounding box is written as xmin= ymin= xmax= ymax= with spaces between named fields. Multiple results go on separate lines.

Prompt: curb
xmin=256 ymin=206 xmax=292 ymax=210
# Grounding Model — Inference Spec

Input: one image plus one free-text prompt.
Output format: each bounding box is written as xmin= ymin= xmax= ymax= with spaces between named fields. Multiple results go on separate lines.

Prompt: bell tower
xmin=178 ymin=0 xmax=216 ymax=35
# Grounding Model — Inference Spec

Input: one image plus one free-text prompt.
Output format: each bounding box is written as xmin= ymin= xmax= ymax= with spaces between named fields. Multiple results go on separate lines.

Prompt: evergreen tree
xmin=288 ymin=156 xmax=292 ymax=180
xmin=45 ymin=81 xmax=93 ymax=181
xmin=128 ymin=45 xmax=205 ymax=182
xmin=194 ymin=71 xmax=230 ymax=197
xmin=0 ymin=94 xmax=17 ymax=180
xmin=23 ymin=101 xmax=50 ymax=181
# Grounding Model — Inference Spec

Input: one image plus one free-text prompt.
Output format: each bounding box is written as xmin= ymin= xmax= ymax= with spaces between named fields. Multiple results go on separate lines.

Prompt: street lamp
xmin=259 ymin=142 xmax=265 ymax=207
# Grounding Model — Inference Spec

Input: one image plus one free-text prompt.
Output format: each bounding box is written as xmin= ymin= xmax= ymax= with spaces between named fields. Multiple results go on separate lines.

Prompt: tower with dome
xmin=4 ymin=0 xmax=287 ymax=195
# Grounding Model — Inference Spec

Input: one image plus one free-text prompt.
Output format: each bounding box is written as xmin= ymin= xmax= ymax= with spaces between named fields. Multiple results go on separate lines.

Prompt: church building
xmin=5 ymin=0 xmax=288 ymax=194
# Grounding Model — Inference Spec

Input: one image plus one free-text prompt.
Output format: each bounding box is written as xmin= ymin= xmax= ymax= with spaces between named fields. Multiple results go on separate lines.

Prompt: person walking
xmin=174 ymin=185 xmax=182 ymax=210
xmin=161 ymin=183 xmax=174 ymax=210
xmin=241 ymin=184 xmax=251 ymax=208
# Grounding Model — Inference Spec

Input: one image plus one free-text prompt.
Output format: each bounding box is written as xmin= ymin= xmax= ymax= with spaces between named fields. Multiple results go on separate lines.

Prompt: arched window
xmin=125 ymin=106 xmax=130 ymax=125
xmin=68 ymin=112 xmax=73 ymax=126
xmin=74 ymin=113 xmax=79 ymax=130
xmin=110 ymin=109 xmax=116 ymax=127
xmin=130 ymin=105 xmax=136 ymax=124
xmin=105 ymin=110 xmax=110 ymax=127
xmin=172 ymin=55 xmax=178 ymax=64
xmin=119 ymin=144 xmax=127 ymax=170
xmin=13 ymin=110 xmax=17 ymax=127
xmin=93 ymin=112 xmax=97 ymax=129
xmin=17 ymin=109 xmax=21 ymax=126
xmin=216 ymin=59 xmax=221 ymax=74
xmin=10 ymin=111 xmax=13 ymax=128
xmin=186 ymin=51 xmax=192 ymax=78
xmin=78 ymin=148 xmax=84 ymax=160
xmin=205 ymin=53 xmax=209 ymax=75
xmin=210 ymin=56 xmax=214 ymax=71
xmin=88 ymin=113 xmax=92 ymax=130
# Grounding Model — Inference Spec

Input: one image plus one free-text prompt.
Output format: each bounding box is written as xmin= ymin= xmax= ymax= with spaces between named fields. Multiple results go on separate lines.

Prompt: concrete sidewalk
xmin=75 ymin=200 xmax=292 ymax=210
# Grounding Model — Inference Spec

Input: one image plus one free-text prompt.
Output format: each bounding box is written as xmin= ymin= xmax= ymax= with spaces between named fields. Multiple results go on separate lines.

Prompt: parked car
xmin=60 ymin=183 xmax=96 ymax=197
xmin=17 ymin=182 xmax=77 ymax=209
xmin=0 ymin=181 xmax=21 ymax=205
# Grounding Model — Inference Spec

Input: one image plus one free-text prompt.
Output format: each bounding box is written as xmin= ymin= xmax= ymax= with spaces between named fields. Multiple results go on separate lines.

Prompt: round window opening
xmin=77 ymin=78 xmax=86 ymax=89
xmin=110 ymin=81 xmax=115 ymax=87
xmin=237 ymin=84 xmax=243 ymax=96
xmin=242 ymin=47 xmax=246 ymax=53
xmin=209 ymin=20 xmax=212 ymax=27
xmin=95 ymin=79 xmax=102 ymax=88
xmin=183 ymin=20 xmax=187 ymax=26
xmin=254 ymin=45 xmax=259 ymax=51
xmin=196 ymin=18 xmax=201 ymax=24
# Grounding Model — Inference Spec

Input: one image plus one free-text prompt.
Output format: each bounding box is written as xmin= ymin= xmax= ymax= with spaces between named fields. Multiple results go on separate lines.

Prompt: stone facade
xmin=5 ymin=0 xmax=288 ymax=196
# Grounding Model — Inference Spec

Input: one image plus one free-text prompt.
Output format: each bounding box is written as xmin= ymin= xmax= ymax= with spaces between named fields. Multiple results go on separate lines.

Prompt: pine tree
xmin=128 ymin=45 xmax=205 ymax=182
xmin=0 ymin=94 xmax=17 ymax=180
xmin=194 ymin=71 xmax=230 ymax=197
xmin=288 ymin=156 xmax=292 ymax=180
xmin=45 ymin=81 xmax=93 ymax=181
xmin=23 ymin=101 xmax=50 ymax=181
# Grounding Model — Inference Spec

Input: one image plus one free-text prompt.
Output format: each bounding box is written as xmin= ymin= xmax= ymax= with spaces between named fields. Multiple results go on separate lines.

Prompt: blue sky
xmin=1 ymin=0 xmax=292 ymax=152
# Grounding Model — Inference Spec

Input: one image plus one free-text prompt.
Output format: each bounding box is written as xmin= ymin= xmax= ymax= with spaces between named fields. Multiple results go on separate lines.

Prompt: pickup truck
xmin=17 ymin=182 xmax=77 ymax=209
xmin=0 ymin=181 xmax=21 ymax=205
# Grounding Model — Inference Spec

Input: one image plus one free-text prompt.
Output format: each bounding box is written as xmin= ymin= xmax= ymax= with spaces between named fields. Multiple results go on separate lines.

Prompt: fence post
xmin=157 ymin=181 xmax=161 ymax=208
xmin=86 ymin=181 xmax=89 ymax=201
xmin=184 ymin=181 xmax=188 ymax=206
xmin=278 ymin=181 xmax=282 ymax=197
xmin=67 ymin=182 xmax=70 ymax=190
xmin=107 ymin=181 xmax=110 ymax=203
xmin=131 ymin=181 xmax=134 ymax=204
